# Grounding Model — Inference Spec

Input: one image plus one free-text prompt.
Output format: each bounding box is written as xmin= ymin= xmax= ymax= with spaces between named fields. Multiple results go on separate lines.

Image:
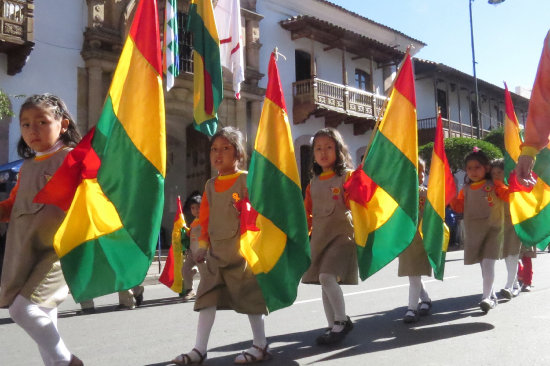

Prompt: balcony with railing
xmin=293 ymin=77 xmax=387 ymax=135
xmin=0 ymin=0 xmax=34 ymax=75
xmin=417 ymin=116 xmax=502 ymax=145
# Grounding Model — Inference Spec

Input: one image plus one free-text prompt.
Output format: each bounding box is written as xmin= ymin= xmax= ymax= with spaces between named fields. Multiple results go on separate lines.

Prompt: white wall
xmin=415 ymin=78 xmax=435 ymax=120
xmin=0 ymin=0 xmax=86 ymax=162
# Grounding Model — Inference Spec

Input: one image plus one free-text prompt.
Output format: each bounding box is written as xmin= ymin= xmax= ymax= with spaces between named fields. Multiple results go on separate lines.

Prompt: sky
xmin=329 ymin=0 xmax=549 ymax=92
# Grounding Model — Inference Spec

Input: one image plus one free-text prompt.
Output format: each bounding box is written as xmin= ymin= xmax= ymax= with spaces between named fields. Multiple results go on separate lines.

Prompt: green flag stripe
xmin=193 ymin=118 xmax=217 ymax=136
xmin=92 ymin=97 xmax=165 ymax=258
xmin=514 ymin=202 xmax=550 ymax=249
xmin=357 ymin=206 xmax=416 ymax=280
xmin=364 ymin=131 xmax=418 ymax=223
xmin=247 ymin=151 xmax=310 ymax=245
xmin=534 ymin=148 xmax=550 ymax=184
xmin=422 ymin=200 xmax=446 ymax=280
xmin=503 ymin=150 xmax=516 ymax=184
xmin=61 ymin=228 xmax=151 ymax=302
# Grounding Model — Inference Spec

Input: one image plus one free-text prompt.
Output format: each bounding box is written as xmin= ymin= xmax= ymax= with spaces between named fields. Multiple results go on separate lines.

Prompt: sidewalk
xmin=143 ymin=251 xmax=167 ymax=286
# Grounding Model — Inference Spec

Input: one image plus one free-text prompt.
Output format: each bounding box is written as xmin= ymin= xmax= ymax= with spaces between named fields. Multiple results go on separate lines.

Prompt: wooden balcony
xmin=292 ymin=78 xmax=387 ymax=135
xmin=0 ymin=0 xmax=34 ymax=75
xmin=417 ymin=116 xmax=502 ymax=145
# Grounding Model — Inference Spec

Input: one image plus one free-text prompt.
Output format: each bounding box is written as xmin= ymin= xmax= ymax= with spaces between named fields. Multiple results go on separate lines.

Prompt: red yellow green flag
xmin=187 ymin=0 xmax=223 ymax=136
xmin=505 ymin=84 xmax=550 ymax=249
xmin=34 ymin=0 xmax=165 ymax=302
xmin=240 ymin=52 xmax=311 ymax=312
xmin=422 ymin=113 xmax=456 ymax=280
xmin=159 ymin=196 xmax=188 ymax=293
xmin=345 ymin=52 xmax=418 ymax=279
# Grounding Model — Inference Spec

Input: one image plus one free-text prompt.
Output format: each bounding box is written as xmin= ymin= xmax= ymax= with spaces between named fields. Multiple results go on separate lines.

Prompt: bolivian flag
xmin=241 ymin=52 xmax=310 ymax=312
xmin=345 ymin=52 xmax=418 ymax=280
xmin=422 ymin=114 xmax=456 ymax=280
xmin=34 ymin=0 xmax=165 ymax=302
xmin=187 ymin=0 xmax=223 ymax=136
xmin=159 ymin=196 xmax=189 ymax=293
xmin=505 ymin=84 xmax=550 ymax=249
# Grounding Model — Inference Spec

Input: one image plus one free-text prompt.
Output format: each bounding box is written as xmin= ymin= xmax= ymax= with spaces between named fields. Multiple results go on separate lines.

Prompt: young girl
xmin=451 ymin=148 xmax=507 ymax=313
xmin=180 ymin=193 xmax=205 ymax=301
xmin=0 ymin=94 xmax=83 ymax=365
xmin=302 ymin=128 xmax=357 ymax=345
xmin=490 ymin=159 xmax=521 ymax=299
xmin=398 ymin=158 xmax=432 ymax=323
xmin=172 ymin=127 xmax=270 ymax=365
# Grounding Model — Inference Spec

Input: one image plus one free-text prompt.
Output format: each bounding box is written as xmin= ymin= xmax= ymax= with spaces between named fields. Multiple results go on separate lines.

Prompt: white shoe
xmin=480 ymin=298 xmax=497 ymax=313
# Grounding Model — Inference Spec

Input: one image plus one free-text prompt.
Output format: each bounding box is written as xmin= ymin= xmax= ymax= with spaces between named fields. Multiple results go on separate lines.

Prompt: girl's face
xmin=20 ymin=106 xmax=68 ymax=153
xmin=190 ymin=203 xmax=200 ymax=218
xmin=313 ymin=135 xmax=337 ymax=172
xmin=466 ymin=159 xmax=489 ymax=183
xmin=491 ymin=166 xmax=505 ymax=182
xmin=210 ymin=136 xmax=238 ymax=175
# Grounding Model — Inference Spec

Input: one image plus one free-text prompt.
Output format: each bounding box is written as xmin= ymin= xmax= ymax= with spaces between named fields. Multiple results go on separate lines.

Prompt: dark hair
xmin=210 ymin=126 xmax=247 ymax=169
xmin=490 ymin=158 xmax=504 ymax=170
xmin=311 ymin=128 xmax=353 ymax=176
xmin=17 ymin=93 xmax=82 ymax=158
xmin=464 ymin=148 xmax=491 ymax=184
xmin=186 ymin=192 xmax=202 ymax=206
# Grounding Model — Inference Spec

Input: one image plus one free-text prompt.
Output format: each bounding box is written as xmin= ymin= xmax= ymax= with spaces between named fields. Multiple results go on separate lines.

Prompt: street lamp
xmin=468 ymin=0 xmax=505 ymax=139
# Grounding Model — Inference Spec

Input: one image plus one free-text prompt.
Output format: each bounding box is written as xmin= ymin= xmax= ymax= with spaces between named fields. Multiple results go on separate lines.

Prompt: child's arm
xmin=0 ymin=177 xmax=20 ymax=222
xmin=304 ymin=183 xmax=312 ymax=234
xmin=343 ymin=170 xmax=353 ymax=209
xmin=493 ymin=180 xmax=510 ymax=202
xmin=449 ymin=188 xmax=464 ymax=213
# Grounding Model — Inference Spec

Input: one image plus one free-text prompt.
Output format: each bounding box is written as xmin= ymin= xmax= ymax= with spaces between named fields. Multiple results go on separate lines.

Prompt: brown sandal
xmin=234 ymin=344 xmax=272 ymax=364
xmin=68 ymin=355 xmax=84 ymax=366
xmin=172 ymin=348 xmax=207 ymax=365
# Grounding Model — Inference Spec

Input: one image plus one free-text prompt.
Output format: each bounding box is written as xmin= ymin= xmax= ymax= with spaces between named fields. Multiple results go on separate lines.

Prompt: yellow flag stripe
xmin=426 ymin=153 xmax=446 ymax=219
xmin=110 ymin=38 xmax=166 ymax=176
xmin=379 ymin=89 xmax=418 ymax=167
xmin=54 ymin=179 xmax=123 ymax=257
xmin=254 ymin=99 xmax=301 ymax=187
xmin=504 ymin=114 xmax=522 ymax=163
xmin=510 ymin=180 xmax=550 ymax=224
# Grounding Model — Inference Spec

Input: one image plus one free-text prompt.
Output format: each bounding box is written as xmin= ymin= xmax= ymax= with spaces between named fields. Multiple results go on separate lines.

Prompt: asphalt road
xmin=1 ymin=249 xmax=550 ymax=366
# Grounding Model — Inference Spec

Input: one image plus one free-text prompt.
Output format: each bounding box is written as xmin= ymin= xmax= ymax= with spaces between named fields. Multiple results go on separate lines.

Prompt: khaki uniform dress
xmin=0 ymin=150 xmax=69 ymax=308
xmin=302 ymin=173 xmax=358 ymax=285
xmin=463 ymin=181 xmax=504 ymax=265
xmin=194 ymin=173 xmax=267 ymax=314
xmin=398 ymin=186 xmax=432 ymax=277
xmin=182 ymin=219 xmax=206 ymax=290
xmin=501 ymin=202 xmax=522 ymax=258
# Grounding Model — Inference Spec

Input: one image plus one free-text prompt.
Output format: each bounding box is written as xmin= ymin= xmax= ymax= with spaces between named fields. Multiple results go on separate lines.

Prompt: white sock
xmin=408 ymin=276 xmax=421 ymax=310
xmin=480 ymin=259 xmax=496 ymax=299
xmin=319 ymin=273 xmax=346 ymax=332
xmin=504 ymin=254 xmax=520 ymax=289
xmin=322 ymin=288 xmax=335 ymax=328
xmin=248 ymin=314 xmax=266 ymax=348
xmin=194 ymin=306 xmax=216 ymax=354
xmin=8 ymin=295 xmax=71 ymax=365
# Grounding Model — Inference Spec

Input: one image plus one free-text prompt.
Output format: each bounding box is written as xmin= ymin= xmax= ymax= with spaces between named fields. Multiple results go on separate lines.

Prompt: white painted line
xmin=294 ymin=276 xmax=459 ymax=305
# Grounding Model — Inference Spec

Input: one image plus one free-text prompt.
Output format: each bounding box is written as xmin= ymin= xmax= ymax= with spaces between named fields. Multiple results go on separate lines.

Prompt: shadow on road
xmin=161 ymin=293 xmax=495 ymax=365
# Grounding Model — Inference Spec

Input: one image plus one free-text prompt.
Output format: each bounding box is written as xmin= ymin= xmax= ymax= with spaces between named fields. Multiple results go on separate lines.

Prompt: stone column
xmin=87 ymin=65 xmax=103 ymax=129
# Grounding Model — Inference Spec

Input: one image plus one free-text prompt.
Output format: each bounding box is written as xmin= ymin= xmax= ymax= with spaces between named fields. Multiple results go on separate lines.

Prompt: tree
xmin=419 ymin=137 xmax=503 ymax=173
xmin=482 ymin=127 xmax=505 ymax=155
xmin=0 ymin=90 xmax=14 ymax=120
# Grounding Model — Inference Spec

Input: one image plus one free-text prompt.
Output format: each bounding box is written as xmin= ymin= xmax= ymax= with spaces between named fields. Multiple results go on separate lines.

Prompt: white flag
xmin=214 ymin=0 xmax=245 ymax=99
xmin=163 ymin=0 xmax=179 ymax=91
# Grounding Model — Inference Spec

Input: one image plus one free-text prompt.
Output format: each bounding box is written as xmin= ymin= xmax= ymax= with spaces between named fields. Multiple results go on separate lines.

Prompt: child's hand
xmin=194 ymin=247 xmax=207 ymax=263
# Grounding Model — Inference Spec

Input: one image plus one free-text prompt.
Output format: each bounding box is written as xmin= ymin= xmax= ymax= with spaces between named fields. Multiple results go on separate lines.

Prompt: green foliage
xmin=0 ymin=89 xmax=14 ymax=120
xmin=482 ymin=127 xmax=505 ymax=155
xmin=419 ymin=137 xmax=503 ymax=173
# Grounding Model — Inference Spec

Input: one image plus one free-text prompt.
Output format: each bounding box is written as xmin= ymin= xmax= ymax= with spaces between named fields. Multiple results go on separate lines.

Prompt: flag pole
xmin=362 ymin=45 xmax=413 ymax=165
xmin=157 ymin=234 xmax=162 ymax=274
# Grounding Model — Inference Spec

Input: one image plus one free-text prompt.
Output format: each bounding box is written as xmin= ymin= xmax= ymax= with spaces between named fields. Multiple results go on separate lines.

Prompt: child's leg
xmin=419 ymin=280 xmax=430 ymax=302
xmin=408 ymin=276 xmax=422 ymax=310
xmin=182 ymin=255 xmax=197 ymax=292
xmin=248 ymin=314 xmax=267 ymax=348
xmin=321 ymin=288 xmax=335 ymax=328
xmin=480 ymin=258 xmax=497 ymax=299
xmin=319 ymin=273 xmax=346 ymax=331
xmin=8 ymin=295 xmax=71 ymax=365
xmin=173 ymin=306 xmax=216 ymax=364
xmin=504 ymin=254 xmax=520 ymax=288
xmin=523 ymin=257 xmax=533 ymax=285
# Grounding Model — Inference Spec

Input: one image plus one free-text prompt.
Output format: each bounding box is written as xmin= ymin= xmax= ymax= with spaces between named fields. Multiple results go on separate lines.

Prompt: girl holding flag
xmin=172 ymin=127 xmax=270 ymax=365
xmin=451 ymin=148 xmax=508 ymax=313
xmin=302 ymin=128 xmax=356 ymax=346
xmin=0 ymin=94 xmax=83 ymax=365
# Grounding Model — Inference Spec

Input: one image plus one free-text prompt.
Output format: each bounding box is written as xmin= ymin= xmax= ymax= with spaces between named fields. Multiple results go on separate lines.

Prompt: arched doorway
xmin=186 ymin=124 xmax=211 ymax=195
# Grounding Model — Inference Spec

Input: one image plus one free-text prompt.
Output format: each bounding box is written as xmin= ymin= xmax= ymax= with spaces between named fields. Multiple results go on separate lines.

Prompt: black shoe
xmin=76 ymin=307 xmax=96 ymax=315
xmin=114 ymin=304 xmax=135 ymax=311
xmin=403 ymin=309 xmax=419 ymax=323
xmin=418 ymin=300 xmax=432 ymax=316
xmin=134 ymin=293 xmax=144 ymax=307
xmin=316 ymin=329 xmax=346 ymax=346
xmin=343 ymin=316 xmax=354 ymax=334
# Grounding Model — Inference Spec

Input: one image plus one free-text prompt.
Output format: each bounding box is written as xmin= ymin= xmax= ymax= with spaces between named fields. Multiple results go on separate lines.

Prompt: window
xmin=178 ymin=12 xmax=193 ymax=73
xmin=355 ymin=69 xmax=371 ymax=92
xmin=437 ymin=89 xmax=448 ymax=119
xmin=295 ymin=50 xmax=311 ymax=82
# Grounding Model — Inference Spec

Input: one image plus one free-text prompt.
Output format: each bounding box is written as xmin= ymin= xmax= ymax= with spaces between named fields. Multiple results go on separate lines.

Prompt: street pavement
xmin=2 ymin=249 xmax=550 ymax=365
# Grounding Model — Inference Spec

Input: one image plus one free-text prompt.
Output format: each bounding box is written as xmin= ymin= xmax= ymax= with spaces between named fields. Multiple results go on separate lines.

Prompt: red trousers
xmin=517 ymin=256 xmax=533 ymax=285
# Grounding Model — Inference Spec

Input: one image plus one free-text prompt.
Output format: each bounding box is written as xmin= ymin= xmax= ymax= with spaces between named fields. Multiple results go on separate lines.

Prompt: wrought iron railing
xmin=417 ymin=116 xmax=502 ymax=138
